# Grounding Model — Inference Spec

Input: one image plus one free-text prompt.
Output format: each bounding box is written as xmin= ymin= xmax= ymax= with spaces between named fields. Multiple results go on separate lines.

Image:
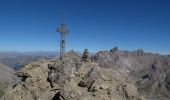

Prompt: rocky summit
xmin=2 ymin=50 xmax=144 ymax=100
xmin=2 ymin=49 xmax=170 ymax=100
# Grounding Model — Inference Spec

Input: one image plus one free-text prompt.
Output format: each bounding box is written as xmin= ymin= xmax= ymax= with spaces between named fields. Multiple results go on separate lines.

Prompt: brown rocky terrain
xmin=2 ymin=51 xmax=144 ymax=100
xmin=92 ymin=48 xmax=170 ymax=100
xmin=2 ymin=49 xmax=170 ymax=100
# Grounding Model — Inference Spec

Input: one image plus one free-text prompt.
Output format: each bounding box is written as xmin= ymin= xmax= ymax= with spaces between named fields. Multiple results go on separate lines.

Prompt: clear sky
xmin=0 ymin=0 xmax=170 ymax=54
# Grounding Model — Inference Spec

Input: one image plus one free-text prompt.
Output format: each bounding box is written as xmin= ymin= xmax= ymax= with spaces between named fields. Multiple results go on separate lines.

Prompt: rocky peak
xmin=2 ymin=51 xmax=144 ymax=100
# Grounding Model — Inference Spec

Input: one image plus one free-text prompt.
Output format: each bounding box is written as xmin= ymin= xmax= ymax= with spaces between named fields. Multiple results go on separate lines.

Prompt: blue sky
xmin=0 ymin=0 xmax=170 ymax=54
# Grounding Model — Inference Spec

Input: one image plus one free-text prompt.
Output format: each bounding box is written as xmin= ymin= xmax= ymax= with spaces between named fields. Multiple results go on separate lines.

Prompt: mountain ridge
xmin=1 ymin=49 xmax=170 ymax=100
xmin=0 ymin=51 xmax=58 ymax=70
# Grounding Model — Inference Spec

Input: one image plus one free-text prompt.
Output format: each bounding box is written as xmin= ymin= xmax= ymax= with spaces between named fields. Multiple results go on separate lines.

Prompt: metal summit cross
xmin=56 ymin=15 xmax=69 ymax=60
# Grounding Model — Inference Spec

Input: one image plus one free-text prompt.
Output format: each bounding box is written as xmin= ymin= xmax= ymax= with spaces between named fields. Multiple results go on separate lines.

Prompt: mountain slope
xmin=2 ymin=49 xmax=170 ymax=100
xmin=2 ymin=51 xmax=144 ymax=100
xmin=92 ymin=49 xmax=170 ymax=99
xmin=0 ymin=63 xmax=15 ymax=99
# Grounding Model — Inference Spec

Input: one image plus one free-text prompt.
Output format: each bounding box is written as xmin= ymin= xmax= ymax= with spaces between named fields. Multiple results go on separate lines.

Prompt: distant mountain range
xmin=0 ymin=51 xmax=59 ymax=70
xmin=1 ymin=49 xmax=170 ymax=100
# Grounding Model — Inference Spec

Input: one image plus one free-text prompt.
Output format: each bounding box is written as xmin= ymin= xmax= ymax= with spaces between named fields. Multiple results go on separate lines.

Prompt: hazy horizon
xmin=0 ymin=48 xmax=169 ymax=55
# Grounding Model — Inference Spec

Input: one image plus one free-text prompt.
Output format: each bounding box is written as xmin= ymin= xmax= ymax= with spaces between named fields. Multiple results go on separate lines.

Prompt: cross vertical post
xmin=56 ymin=15 xmax=69 ymax=60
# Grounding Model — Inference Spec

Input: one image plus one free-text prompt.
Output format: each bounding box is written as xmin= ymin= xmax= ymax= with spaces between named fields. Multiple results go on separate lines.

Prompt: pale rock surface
xmin=2 ymin=52 xmax=144 ymax=100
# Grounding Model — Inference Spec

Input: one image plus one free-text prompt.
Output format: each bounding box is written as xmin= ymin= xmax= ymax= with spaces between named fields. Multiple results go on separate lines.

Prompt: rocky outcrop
xmin=92 ymin=49 xmax=170 ymax=99
xmin=3 ymin=60 xmax=54 ymax=100
xmin=2 ymin=51 xmax=144 ymax=100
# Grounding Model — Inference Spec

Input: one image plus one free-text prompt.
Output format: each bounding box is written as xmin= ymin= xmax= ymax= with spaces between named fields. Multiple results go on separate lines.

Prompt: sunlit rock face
xmin=2 ymin=49 xmax=170 ymax=100
xmin=92 ymin=49 xmax=170 ymax=99
xmin=2 ymin=51 xmax=144 ymax=100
